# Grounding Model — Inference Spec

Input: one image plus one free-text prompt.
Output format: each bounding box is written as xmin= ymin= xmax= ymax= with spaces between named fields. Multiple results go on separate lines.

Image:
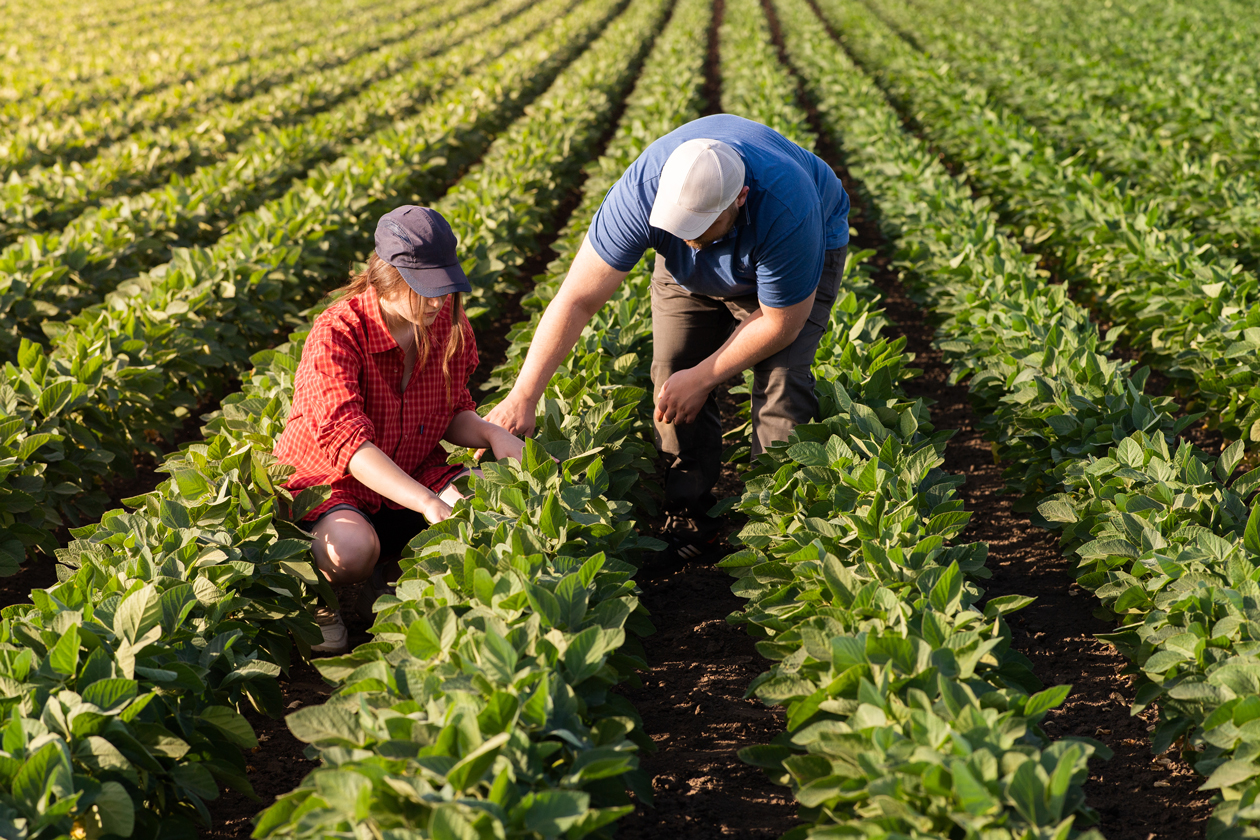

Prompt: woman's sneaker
xmin=312 ymin=606 xmax=349 ymax=656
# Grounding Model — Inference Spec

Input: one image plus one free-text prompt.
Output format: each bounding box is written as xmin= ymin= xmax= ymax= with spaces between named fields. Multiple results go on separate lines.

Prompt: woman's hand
xmin=420 ymin=495 xmax=454 ymax=524
xmin=489 ymin=426 xmax=526 ymax=463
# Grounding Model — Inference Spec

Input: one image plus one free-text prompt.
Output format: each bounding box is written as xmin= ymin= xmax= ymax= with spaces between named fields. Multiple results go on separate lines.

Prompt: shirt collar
xmin=706 ymin=202 xmax=751 ymax=249
xmin=358 ymin=285 xmax=401 ymax=355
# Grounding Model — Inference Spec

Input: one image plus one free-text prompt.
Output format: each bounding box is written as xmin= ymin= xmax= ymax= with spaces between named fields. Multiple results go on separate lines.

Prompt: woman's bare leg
xmin=310 ymin=508 xmax=380 ymax=585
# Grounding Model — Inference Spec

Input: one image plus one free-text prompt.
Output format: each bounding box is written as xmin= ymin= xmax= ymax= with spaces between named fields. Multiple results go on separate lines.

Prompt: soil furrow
xmin=199 ymin=13 xmax=675 ymax=828
xmin=756 ymin=1 xmax=1215 ymax=834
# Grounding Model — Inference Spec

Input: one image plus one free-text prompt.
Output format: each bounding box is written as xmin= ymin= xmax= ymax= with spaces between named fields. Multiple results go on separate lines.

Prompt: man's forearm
xmin=692 ymin=309 xmax=797 ymax=386
xmin=510 ymin=237 xmax=629 ymax=403
xmin=513 ymin=291 xmax=600 ymax=402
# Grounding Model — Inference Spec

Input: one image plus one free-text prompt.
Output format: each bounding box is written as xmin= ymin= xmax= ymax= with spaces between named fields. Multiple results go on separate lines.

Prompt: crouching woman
xmin=273 ymin=206 xmax=525 ymax=654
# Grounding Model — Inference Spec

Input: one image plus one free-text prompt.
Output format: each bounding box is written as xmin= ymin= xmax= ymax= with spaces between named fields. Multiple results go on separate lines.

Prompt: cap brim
xmin=395 ymin=262 xmax=472 ymax=297
xmin=649 ymin=202 xmax=723 ymax=240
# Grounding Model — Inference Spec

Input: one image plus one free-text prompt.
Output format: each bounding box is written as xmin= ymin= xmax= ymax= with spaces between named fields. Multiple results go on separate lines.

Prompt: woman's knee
xmin=311 ymin=510 xmax=380 ymax=583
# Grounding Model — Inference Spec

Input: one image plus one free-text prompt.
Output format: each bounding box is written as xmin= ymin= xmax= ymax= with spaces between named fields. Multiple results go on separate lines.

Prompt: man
xmin=487 ymin=114 xmax=850 ymax=565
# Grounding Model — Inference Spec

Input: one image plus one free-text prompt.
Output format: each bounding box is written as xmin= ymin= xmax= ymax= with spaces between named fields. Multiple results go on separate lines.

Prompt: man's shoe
xmin=647 ymin=511 xmax=724 ymax=572
xmin=311 ymin=606 xmax=349 ymax=656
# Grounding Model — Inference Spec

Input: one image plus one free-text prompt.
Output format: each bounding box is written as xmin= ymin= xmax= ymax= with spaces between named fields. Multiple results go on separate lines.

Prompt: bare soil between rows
xmin=876 ymin=258 xmax=1214 ymax=840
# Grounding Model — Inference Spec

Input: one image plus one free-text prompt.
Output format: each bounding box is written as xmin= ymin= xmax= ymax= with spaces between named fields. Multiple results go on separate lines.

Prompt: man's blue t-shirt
xmin=588 ymin=114 xmax=850 ymax=308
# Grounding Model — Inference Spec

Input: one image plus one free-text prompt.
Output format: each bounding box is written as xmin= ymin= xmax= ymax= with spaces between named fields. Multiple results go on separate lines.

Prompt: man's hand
xmin=655 ymin=367 xmax=715 ymax=425
xmin=484 ymin=391 xmax=538 ymax=439
xmin=478 ymin=393 xmax=536 ymax=458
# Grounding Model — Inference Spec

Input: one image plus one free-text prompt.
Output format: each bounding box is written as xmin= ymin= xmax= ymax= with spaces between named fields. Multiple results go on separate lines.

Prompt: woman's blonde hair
xmin=334 ymin=252 xmax=468 ymax=404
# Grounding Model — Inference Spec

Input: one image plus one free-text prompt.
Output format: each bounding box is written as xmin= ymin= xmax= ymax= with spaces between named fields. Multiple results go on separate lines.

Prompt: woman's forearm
xmin=444 ymin=410 xmax=505 ymax=449
xmin=347 ymin=441 xmax=442 ymax=512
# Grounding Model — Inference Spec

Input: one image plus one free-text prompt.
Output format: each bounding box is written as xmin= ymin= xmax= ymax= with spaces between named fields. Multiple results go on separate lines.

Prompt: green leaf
xmin=15 ymin=433 xmax=60 ymax=461
xmin=200 ymin=706 xmax=258 ymax=749
xmin=1006 ymin=758 xmax=1047 ymax=825
xmin=47 ymin=623 xmax=80 ymax=677
xmin=93 ymin=781 xmax=135 ymax=836
xmin=445 ymin=732 xmax=509 ymax=790
xmin=13 ymin=742 xmax=68 ymax=808
xmin=539 ymin=491 xmax=564 ymax=540
xmin=286 ymin=705 xmax=361 ymax=748
xmin=1024 ymin=684 xmax=1071 ymax=720
xmin=520 ymin=789 xmax=590 ymax=835
xmin=951 ymin=760 xmax=998 ymax=815
xmin=983 ymin=594 xmax=1036 ymax=618
xmin=787 ymin=441 xmax=828 ymax=466
xmin=928 ymin=563 xmax=962 ymax=613
xmin=170 ymin=469 xmax=211 ymax=500
xmin=430 ymin=803 xmax=478 ymax=840
xmin=1219 ymin=440 xmax=1246 ymax=482
xmin=114 ymin=585 xmax=161 ymax=644
xmin=526 ymin=582 xmax=562 ymax=628
xmin=1247 ymin=504 xmax=1260 ymax=556
xmin=564 ymin=626 xmax=611 ymax=684
xmin=1202 ymin=759 xmax=1260 ymax=791
xmin=406 ymin=616 xmax=443 ymax=660
xmin=927 ymin=510 xmax=971 ymax=537
xmin=81 ymin=679 xmax=138 ymax=710
xmin=37 ymin=381 xmax=75 ymax=417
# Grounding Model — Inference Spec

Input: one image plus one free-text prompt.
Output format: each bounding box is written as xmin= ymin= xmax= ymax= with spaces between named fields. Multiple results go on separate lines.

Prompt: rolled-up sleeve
xmin=302 ymin=323 xmax=375 ymax=474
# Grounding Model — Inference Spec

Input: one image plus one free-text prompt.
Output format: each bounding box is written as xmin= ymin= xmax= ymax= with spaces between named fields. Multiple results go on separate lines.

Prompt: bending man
xmin=487 ymin=114 xmax=850 ymax=566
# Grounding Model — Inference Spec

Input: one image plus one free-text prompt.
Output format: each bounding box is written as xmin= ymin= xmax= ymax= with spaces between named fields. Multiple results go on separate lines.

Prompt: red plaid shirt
xmin=274 ymin=284 xmax=478 ymax=520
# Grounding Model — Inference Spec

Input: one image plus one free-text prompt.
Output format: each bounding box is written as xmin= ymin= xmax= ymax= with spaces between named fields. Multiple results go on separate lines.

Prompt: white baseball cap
xmin=649 ymin=138 xmax=746 ymax=239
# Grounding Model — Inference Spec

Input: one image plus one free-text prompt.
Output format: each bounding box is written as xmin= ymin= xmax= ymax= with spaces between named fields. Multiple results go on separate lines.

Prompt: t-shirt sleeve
xmin=300 ymin=321 xmax=375 ymax=474
xmin=587 ymin=173 xmax=655 ymax=272
xmin=754 ymin=201 xmax=825 ymax=308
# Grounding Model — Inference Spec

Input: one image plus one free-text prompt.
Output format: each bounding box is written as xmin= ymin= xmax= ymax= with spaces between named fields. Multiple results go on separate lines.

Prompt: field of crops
xmin=0 ymin=0 xmax=1255 ymax=837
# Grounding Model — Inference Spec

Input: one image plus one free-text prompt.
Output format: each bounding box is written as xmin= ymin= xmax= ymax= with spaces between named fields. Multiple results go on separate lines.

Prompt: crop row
xmin=0 ymin=0 xmax=527 ymax=357
xmin=0 ymin=0 xmax=616 ymax=572
xmin=0 ymin=0 xmax=430 ymax=173
xmin=257 ymin=1 xmax=713 ymax=833
xmin=700 ymin=1 xmax=1108 ymax=837
xmin=0 ymin=0 xmax=495 ymax=247
xmin=922 ymin=0 xmax=1260 ymax=174
xmin=0 ymin=0 xmax=678 ymax=835
xmin=1 ymin=0 xmax=285 ymax=125
xmin=825 ymin=0 xmax=1260 ymax=454
xmin=795 ymin=0 xmax=1260 ymax=834
xmin=870 ymin=0 xmax=1260 ymax=281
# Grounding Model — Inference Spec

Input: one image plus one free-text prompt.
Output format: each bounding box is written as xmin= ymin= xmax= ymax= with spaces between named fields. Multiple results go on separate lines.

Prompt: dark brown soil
xmin=699 ymin=0 xmax=725 ymax=118
xmin=614 ymin=559 xmax=800 ymax=840
xmin=615 ymin=383 xmax=799 ymax=839
xmin=199 ymin=661 xmax=332 ymax=839
xmin=753 ymin=0 xmax=1217 ymax=830
xmin=871 ymin=252 xmax=1215 ymax=840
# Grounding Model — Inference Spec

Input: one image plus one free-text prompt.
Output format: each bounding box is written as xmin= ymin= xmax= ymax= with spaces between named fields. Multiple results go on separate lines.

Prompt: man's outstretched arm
xmin=485 ymin=235 xmax=629 ymax=436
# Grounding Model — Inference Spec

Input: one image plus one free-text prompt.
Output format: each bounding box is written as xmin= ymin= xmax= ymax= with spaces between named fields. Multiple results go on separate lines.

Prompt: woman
xmin=274 ymin=205 xmax=525 ymax=654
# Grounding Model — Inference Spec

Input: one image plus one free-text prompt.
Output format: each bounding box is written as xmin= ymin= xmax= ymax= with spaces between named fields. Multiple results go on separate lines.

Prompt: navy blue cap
xmin=373 ymin=206 xmax=471 ymax=297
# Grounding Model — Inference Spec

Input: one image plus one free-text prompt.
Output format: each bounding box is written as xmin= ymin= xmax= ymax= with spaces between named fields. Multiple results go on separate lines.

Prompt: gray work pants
xmin=649 ymin=246 xmax=846 ymax=510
